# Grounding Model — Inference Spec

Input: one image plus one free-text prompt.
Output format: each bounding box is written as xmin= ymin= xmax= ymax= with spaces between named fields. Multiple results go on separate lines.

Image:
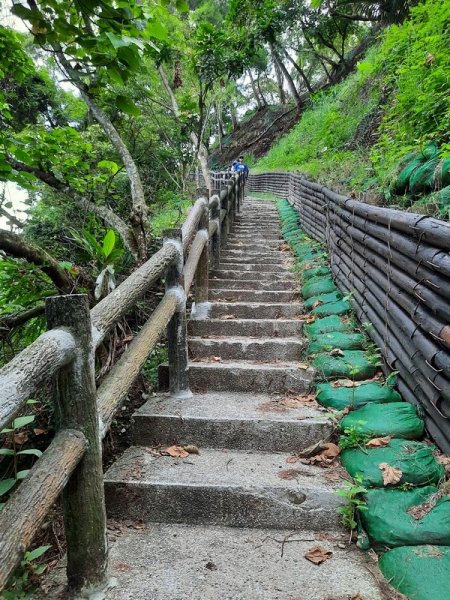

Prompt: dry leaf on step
xmin=183 ymin=445 xmax=200 ymax=455
xmin=305 ymin=316 xmax=317 ymax=324
xmin=307 ymin=443 xmax=341 ymax=466
xmin=280 ymin=394 xmax=316 ymax=408
xmin=379 ymin=462 xmax=402 ymax=486
xmin=277 ymin=468 xmax=300 ymax=480
xmin=304 ymin=546 xmax=333 ymax=565
xmin=208 ymin=355 xmax=222 ymax=362
xmin=366 ymin=436 xmax=392 ymax=448
xmin=219 ymin=314 xmax=236 ymax=320
xmin=286 ymin=454 xmax=299 ymax=464
xmin=164 ymin=445 xmax=189 ymax=458
xmin=350 ymin=595 xmax=365 ymax=600
xmin=297 ymin=362 xmax=311 ymax=370
xmin=312 ymin=300 xmax=323 ymax=308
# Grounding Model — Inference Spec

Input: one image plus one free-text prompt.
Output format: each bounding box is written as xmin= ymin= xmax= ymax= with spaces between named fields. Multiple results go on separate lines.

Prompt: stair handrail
xmin=0 ymin=171 xmax=244 ymax=594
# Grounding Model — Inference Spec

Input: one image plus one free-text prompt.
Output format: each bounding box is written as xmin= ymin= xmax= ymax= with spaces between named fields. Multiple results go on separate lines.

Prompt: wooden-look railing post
xmin=220 ymin=183 xmax=230 ymax=242
xmin=210 ymin=193 xmax=221 ymax=269
xmin=163 ymin=229 xmax=192 ymax=399
xmin=195 ymin=188 xmax=210 ymax=301
xmin=45 ymin=294 xmax=108 ymax=596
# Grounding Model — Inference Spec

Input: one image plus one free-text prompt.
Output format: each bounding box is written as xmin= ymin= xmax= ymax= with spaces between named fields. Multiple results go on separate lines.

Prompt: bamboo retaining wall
xmin=249 ymin=171 xmax=450 ymax=453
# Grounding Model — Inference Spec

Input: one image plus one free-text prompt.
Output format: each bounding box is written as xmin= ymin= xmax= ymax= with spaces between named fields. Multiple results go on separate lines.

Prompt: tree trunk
xmin=282 ymin=49 xmax=314 ymax=94
xmin=158 ymin=66 xmax=212 ymax=192
xmin=0 ymin=229 xmax=73 ymax=293
xmin=5 ymin=157 xmax=140 ymax=258
xmin=274 ymin=51 xmax=303 ymax=109
xmin=81 ymin=94 xmax=148 ymax=261
xmin=247 ymin=70 xmax=264 ymax=110
xmin=215 ymin=103 xmax=224 ymax=152
xmin=53 ymin=48 xmax=148 ymax=260
xmin=229 ymin=102 xmax=239 ymax=130
xmin=271 ymin=46 xmax=287 ymax=105
xmin=256 ymin=74 xmax=268 ymax=107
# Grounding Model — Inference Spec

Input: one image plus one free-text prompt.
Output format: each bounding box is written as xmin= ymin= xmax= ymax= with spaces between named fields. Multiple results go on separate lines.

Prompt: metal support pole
xmin=46 ymin=294 xmax=108 ymax=596
xmin=163 ymin=229 xmax=192 ymax=399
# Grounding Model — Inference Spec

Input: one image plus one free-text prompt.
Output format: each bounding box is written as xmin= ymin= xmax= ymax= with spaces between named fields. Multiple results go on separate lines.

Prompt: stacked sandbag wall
xmin=249 ymin=172 xmax=450 ymax=454
xmin=276 ymin=198 xmax=449 ymax=600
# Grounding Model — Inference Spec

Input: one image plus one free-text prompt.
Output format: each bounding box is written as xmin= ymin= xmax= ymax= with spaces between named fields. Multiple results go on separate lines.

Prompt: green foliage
xmin=3 ymin=544 xmax=51 ymax=599
xmin=336 ymin=477 xmax=368 ymax=530
xmin=149 ymin=191 xmax=193 ymax=238
xmin=0 ymin=404 xmax=43 ymax=511
xmin=339 ymin=426 xmax=371 ymax=450
xmin=254 ymin=0 xmax=450 ymax=215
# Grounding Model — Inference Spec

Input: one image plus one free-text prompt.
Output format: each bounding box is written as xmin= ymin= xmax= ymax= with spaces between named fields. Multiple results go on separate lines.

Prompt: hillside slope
xmin=253 ymin=0 xmax=450 ymax=217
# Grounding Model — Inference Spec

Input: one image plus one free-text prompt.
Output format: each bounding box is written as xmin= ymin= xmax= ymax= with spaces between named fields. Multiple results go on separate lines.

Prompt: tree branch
xmin=0 ymin=305 xmax=45 ymax=335
xmin=0 ymin=229 xmax=73 ymax=293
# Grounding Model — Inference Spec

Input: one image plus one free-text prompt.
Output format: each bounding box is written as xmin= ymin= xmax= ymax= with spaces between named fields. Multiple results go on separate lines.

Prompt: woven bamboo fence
xmin=249 ymin=172 xmax=450 ymax=453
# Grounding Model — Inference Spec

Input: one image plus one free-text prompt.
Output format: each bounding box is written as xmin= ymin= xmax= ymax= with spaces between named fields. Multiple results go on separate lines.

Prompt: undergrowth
xmin=254 ymin=0 xmax=450 ymax=214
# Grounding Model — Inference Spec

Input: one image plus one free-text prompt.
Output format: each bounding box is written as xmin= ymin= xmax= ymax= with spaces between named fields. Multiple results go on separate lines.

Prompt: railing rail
xmin=0 ymin=172 xmax=245 ymax=593
xmin=249 ymin=171 xmax=450 ymax=454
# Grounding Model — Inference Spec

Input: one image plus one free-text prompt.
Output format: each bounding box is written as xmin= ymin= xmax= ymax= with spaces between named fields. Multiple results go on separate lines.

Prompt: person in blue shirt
xmin=232 ymin=156 xmax=249 ymax=180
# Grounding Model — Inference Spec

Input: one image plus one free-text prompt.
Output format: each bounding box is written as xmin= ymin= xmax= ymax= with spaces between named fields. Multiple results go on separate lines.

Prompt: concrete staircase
xmin=103 ymin=197 xmax=383 ymax=600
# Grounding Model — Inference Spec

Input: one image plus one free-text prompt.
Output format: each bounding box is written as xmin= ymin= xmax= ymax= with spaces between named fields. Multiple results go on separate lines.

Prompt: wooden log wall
xmin=249 ymin=172 xmax=450 ymax=453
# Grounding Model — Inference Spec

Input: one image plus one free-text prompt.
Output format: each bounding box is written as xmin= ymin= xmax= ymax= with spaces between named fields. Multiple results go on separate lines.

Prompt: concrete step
xmin=229 ymin=230 xmax=281 ymax=238
xmin=217 ymin=262 xmax=292 ymax=272
xmin=188 ymin=336 xmax=305 ymax=361
xmin=202 ymin=301 xmax=304 ymax=320
xmin=132 ymin=392 xmax=331 ymax=452
xmin=159 ymin=360 xmax=313 ymax=393
xmin=219 ymin=256 xmax=292 ymax=266
xmin=104 ymin=447 xmax=340 ymax=530
xmin=46 ymin=524 xmax=384 ymax=600
xmin=209 ymin=278 xmax=295 ymax=291
xmin=189 ymin=318 xmax=303 ymax=337
xmin=208 ymin=289 xmax=297 ymax=302
xmin=222 ymin=249 xmax=286 ymax=258
xmin=211 ymin=270 xmax=295 ymax=282
xmin=226 ymin=241 xmax=283 ymax=251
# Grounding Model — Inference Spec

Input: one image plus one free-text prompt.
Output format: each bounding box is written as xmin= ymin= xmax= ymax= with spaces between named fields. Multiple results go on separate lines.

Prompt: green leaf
xmin=116 ymin=95 xmax=140 ymax=116
xmin=175 ymin=0 xmax=189 ymax=13
xmin=145 ymin=21 xmax=169 ymax=41
xmin=25 ymin=545 xmax=51 ymax=562
xmin=0 ymin=478 xmax=16 ymax=497
xmin=12 ymin=415 xmax=35 ymax=429
xmin=97 ymin=160 xmax=119 ymax=174
xmin=17 ymin=449 xmax=43 ymax=458
xmin=102 ymin=230 xmax=116 ymax=259
xmin=0 ymin=449 xmax=14 ymax=456
xmin=11 ymin=4 xmax=41 ymax=20
xmin=16 ymin=469 xmax=30 ymax=480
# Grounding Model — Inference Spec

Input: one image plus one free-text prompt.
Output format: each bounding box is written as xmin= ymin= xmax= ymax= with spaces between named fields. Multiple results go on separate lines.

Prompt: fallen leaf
xmin=379 ymin=462 xmax=402 ymax=486
xmin=304 ymin=546 xmax=333 ymax=565
xmin=33 ymin=428 xmax=47 ymax=436
xmin=366 ymin=436 xmax=392 ymax=448
xmin=329 ymin=348 xmax=344 ymax=357
xmin=436 ymin=455 xmax=450 ymax=473
xmin=331 ymin=379 xmax=362 ymax=388
xmin=183 ymin=444 xmax=199 ymax=454
xmin=312 ymin=300 xmax=323 ymax=309
xmin=257 ymin=401 xmax=287 ymax=413
xmin=13 ymin=432 xmax=28 ymax=445
xmin=305 ymin=316 xmax=317 ymax=324
xmin=278 ymin=468 xmax=300 ymax=480
xmin=219 ymin=314 xmax=236 ymax=320
xmin=286 ymin=454 xmax=299 ymax=464
xmin=280 ymin=394 xmax=316 ymax=408
xmin=114 ymin=563 xmax=132 ymax=572
xmin=307 ymin=443 xmax=341 ymax=466
xmin=209 ymin=355 xmax=222 ymax=362
xmin=164 ymin=445 xmax=189 ymax=458
xmin=350 ymin=595 xmax=365 ymax=600
xmin=297 ymin=362 xmax=311 ymax=370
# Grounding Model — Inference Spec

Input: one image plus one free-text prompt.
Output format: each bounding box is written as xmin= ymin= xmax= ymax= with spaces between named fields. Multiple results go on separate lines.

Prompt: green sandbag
xmin=316 ymin=381 xmax=401 ymax=410
xmin=341 ymin=402 xmax=425 ymax=439
xmin=307 ymin=332 xmax=365 ymax=355
xmin=410 ymin=156 xmax=440 ymax=196
xmin=391 ymin=156 xmax=427 ymax=195
xmin=436 ymin=185 xmax=450 ymax=211
xmin=361 ymin=486 xmax=450 ymax=550
xmin=341 ymin=438 xmax=444 ymax=487
xmin=313 ymin=350 xmax=377 ymax=380
xmin=311 ymin=300 xmax=351 ymax=316
xmin=380 ymin=545 xmax=450 ymax=600
xmin=302 ymin=276 xmax=337 ymax=299
xmin=305 ymin=315 xmax=351 ymax=337
xmin=304 ymin=291 xmax=343 ymax=310
xmin=303 ymin=266 xmax=331 ymax=281
xmin=434 ymin=157 xmax=450 ymax=189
